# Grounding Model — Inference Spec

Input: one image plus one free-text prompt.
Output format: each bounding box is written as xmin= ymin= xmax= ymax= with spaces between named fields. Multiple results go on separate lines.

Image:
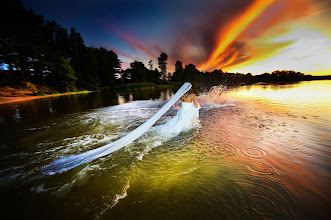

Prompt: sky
xmin=22 ymin=0 xmax=331 ymax=75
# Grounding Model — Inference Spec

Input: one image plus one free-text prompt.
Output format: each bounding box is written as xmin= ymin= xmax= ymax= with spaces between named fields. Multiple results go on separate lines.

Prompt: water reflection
xmin=0 ymin=81 xmax=330 ymax=219
xmin=231 ymin=81 xmax=331 ymax=109
xmin=13 ymin=105 xmax=21 ymax=119
xmin=202 ymin=80 xmax=331 ymax=218
xmin=0 ymin=87 xmax=173 ymax=123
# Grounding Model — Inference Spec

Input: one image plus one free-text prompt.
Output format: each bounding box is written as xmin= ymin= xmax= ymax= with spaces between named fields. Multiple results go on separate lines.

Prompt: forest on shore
xmin=1 ymin=0 xmax=330 ymax=95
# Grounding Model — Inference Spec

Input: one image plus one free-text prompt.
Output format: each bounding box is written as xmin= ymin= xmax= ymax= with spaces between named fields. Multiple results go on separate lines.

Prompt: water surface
xmin=0 ymin=81 xmax=330 ymax=219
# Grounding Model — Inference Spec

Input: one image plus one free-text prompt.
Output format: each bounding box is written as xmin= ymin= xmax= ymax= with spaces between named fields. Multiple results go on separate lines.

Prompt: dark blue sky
xmin=21 ymin=0 xmax=212 ymax=45
xmin=22 ymin=0 xmax=168 ymax=45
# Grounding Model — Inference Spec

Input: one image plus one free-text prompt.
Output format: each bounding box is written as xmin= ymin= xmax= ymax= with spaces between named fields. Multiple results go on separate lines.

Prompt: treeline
xmin=170 ymin=63 xmax=323 ymax=87
xmin=118 ymin=53 xmax=168 ymax=85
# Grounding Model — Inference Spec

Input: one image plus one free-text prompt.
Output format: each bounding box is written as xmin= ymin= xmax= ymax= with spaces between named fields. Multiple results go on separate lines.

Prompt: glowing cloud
xmin=228 ymin=28 xmax=331 ymax=75
xmin=198 ymin=0 xmax=275 ymax=71
xmin=190 ymin=0 xmax=331 ymax=75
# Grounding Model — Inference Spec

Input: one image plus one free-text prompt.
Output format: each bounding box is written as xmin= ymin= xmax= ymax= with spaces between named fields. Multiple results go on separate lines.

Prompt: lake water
xmin=0 ymin=80 xmax=330 ymax=219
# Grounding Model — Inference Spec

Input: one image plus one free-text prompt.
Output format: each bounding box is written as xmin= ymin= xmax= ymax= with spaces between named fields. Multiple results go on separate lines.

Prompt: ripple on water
xmin=241 ymin=146 xmax=267 ymax=159
xmin=214 ymin=143 xmax=240 ymax=161
xmin=197 ymin=139 xmax=240 ymax=163
xmin=245 ymin=161 xmax=292 ymax=185
xmin=234 ymin=179 xmax=296 ymax=218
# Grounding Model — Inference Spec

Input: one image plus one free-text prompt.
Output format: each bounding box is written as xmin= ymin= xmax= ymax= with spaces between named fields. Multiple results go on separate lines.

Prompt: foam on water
xmin=41 ymin=83 xmax=192 ymax=175
xmin=13 ymin=88 xmax=194 ymax=196
xmin=0 ymin=100 xmax=165 ymax=191
xmin=98 ymin=88 xmax=236 ymax=213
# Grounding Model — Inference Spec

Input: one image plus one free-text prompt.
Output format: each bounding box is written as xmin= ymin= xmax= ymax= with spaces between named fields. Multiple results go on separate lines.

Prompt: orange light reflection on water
xmin=197 ymin=80 xmax=331 ymax=217
xmin=228 ymin=81 xmax=331 ymax=115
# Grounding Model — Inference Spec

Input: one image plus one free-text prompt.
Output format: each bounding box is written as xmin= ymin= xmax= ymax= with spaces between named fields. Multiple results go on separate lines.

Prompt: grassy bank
xmin=0 ymin=84 xmax=93 ymax=104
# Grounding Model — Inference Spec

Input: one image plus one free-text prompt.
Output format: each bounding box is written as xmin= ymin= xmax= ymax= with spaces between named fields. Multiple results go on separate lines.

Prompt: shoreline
xmin=0 ymin=84 xmax=170 ymax=105
xmin=0 ymin=91 xmax=93 ymax=105
xmin=0 ymin=83 xmax=171 ymax=105
xmin=1 ymin=78 xmax=329 ymax=105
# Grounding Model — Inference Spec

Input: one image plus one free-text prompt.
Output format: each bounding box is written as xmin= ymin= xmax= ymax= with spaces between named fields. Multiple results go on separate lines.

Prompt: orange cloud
xmin=196 ymin=0 xmax=323 ymax=74
xmin=198 ymin=0 xmax=276 ymax=71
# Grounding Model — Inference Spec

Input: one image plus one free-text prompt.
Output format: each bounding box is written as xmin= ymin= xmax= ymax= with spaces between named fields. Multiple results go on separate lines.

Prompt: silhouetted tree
xmin=129 ymin=61 xmax=150 ymax=82
xmin=93 ymin=48 xmax=121 ymax=87
xmin=158 ymin=52 xmax=168 ymax=80
xmin=120 ymin=69 xmax=130 ymax=83
xmin=46 ymin=56 xmax=77 ymax=92
xmin=69 ymin=27 xmax=85 ymax=85
xmin=153 ymin=68 xmax=161 ymax=83
xmin=184 ymin=64 xmax=200 ymax=82
xmin=172 ymin=60 xmax=184 ymax=81
xmin=80 ymin=47 xmax=99 ymax=88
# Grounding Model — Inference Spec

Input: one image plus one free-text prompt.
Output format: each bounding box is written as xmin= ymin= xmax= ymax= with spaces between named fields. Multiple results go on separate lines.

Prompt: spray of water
xmin=203 ymin=84 xmax=228 ymax=107
xmin=209 ymin=84 xmax=227 ymax=96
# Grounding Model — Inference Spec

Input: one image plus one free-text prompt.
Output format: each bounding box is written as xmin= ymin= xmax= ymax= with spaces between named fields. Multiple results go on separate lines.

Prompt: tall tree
xmin=80 ymin=47 xmax=99 ymax=89
xmin=46 ymin=56 xmax=77 ymax=92
xmin=94 ymin=48 xmax=121 ymax=87
xmin=153 ymin=68 xmax=161 ymax=82
xmin=172 ymin=60 xmax=184 ymax=81
xmin=158 ymin=52 xmax=168 ymax=80
xmin=129 ymin=60 xmax=149 ymax=82
xmin=184 ymin=64 xmax=200 ymax=82
xmin=69 ymin=27 xmax=85 ymax=79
